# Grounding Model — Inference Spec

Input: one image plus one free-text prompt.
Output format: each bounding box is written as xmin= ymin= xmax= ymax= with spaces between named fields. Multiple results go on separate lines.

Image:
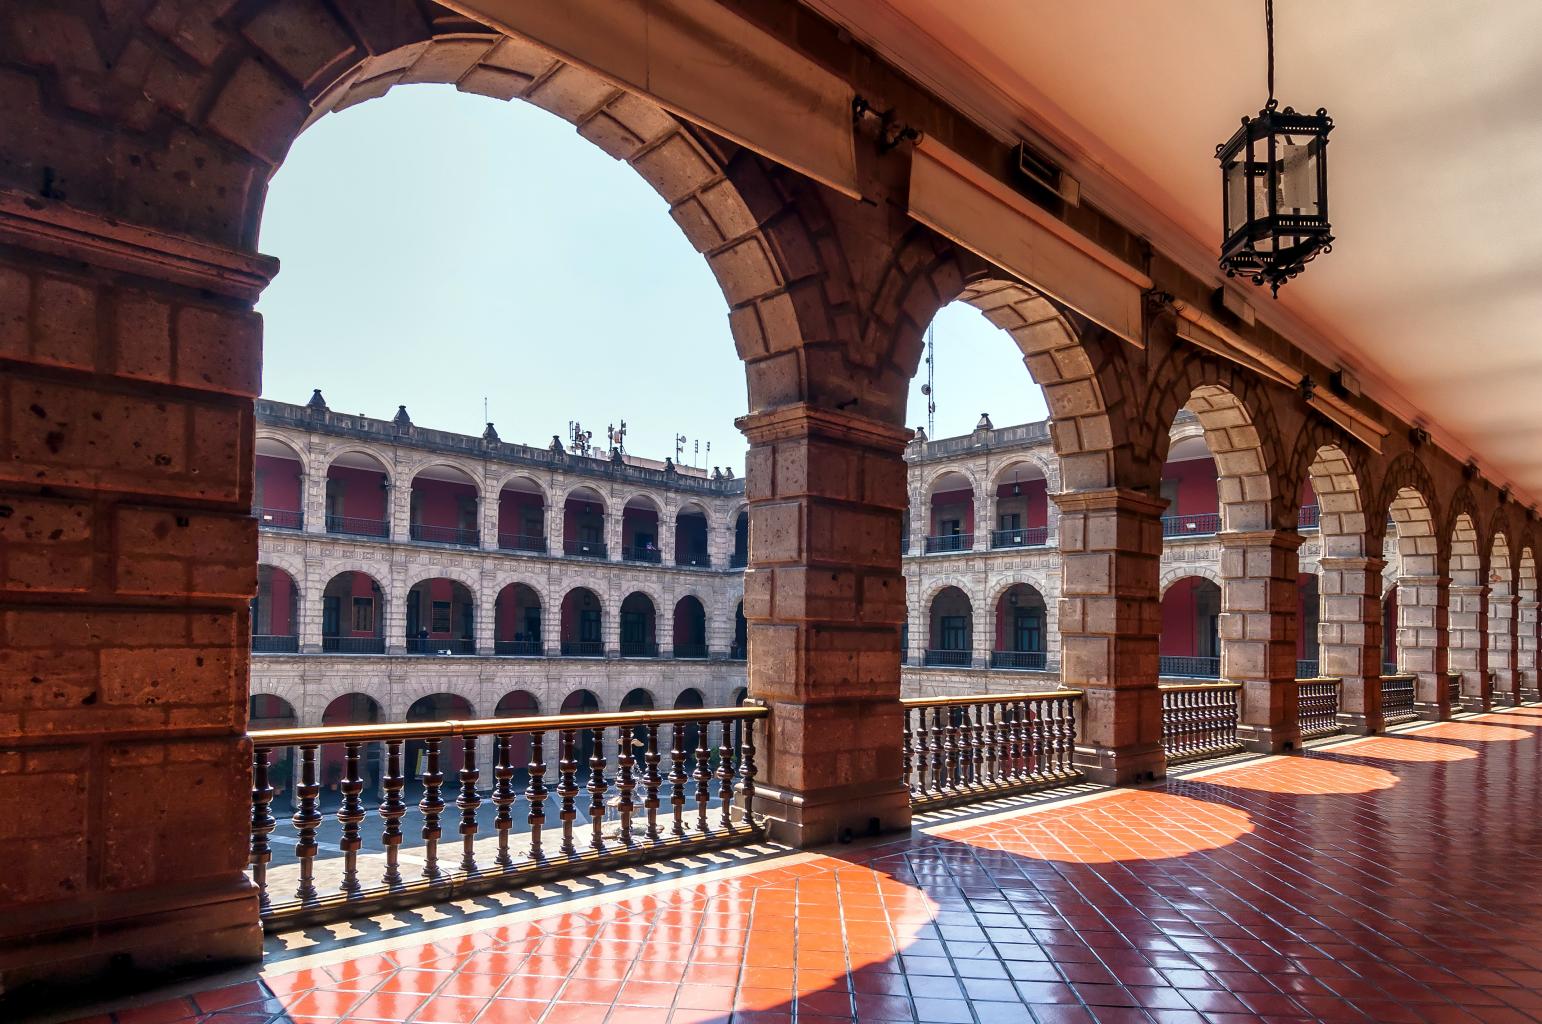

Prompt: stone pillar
xmin=303 ymin=461 xmax=327 ymax=535
xmin=1488 ymin=588 xmax=1517 ymax=705
xmin=480 ymin=485 xmax=499 ymax=552
xmin=1220 ymin=529 xmax=1303 ymax=753
xmin=1519 ymin=599 xmax=1540 ymax=701
xmin=1052 ymin=488 xmax=1166 ymax=785
xmin=547 ymin=493 xmax=565 ymax=556
xmin=299 ymin=559 xmax=325 ymax=653
xmin=1400 ymin=575 xmax=1452 ymax=719
xmin=1448 ymin=584 xmax=1490 ymax=711
xmin=0 ymin=204 xmax=271 ymax=991
xmin=604 ymin=501 xmax=623 ymax=562
xmin=660 ymin=505 xmax=677 ymax=565
xmin=736 ymin=405 xmax=911 ymax=847
xmin=1317 ymin=555 xmax=1386 ymax=734
xmin=385 ymin=568 xmax=409 ymax=655
xmin=476 ymin=570 xmax=497 ymax=655
xmin=390 ymin=477 xmax=411 ymax=543
xmin=972 ymin=484 xmax=991 ymax=553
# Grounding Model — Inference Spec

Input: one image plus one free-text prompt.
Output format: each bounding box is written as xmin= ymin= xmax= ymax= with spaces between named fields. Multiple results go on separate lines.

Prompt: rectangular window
xmin=579 ymin=609 xmax=601 ymax=643
xmin=580 ymin=522 xmax=602 ymax=544
xmin=621 ymin=612 xmax=648 ymax=644
xmin=941 ymin=518 xmax=961 ymax=537
xmin=998 ymin=513 xmax=1021 ymax=531
xmin=524 ymin=610 xmax=542 ymax=642
xmin=431 ymin=600 xmax=451 ymax=633
xmin=1014 ymin=609 xmax=1043 ymax=653
xmin=940 ymin=615 xmax=968 ymax=651
xmin=351 ymin=597 xmax=373 ymax=633
xmin=323 ymin=595 xmax=340 ymax=636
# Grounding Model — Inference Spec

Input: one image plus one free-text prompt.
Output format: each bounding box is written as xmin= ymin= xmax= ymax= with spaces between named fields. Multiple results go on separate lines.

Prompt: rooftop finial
xmin=482 ymin=422 xmax=500 ymax=443
xmin=392 ymin=405 xmax=412 ymax=430
xmin=306 ymin=388 xmax=327 ymax=412
xmin=975 ymin=412 xmax=994 ymax=431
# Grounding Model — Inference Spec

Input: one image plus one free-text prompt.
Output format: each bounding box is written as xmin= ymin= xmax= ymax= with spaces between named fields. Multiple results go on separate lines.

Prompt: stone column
xmin=972 ymin=484 xmax=991 ymax=552
xmin=1317 ymin=555 xmax=1386 ymax=734
xmin=546 ymin=493 xmax=565 ymax=556
xmin=660 ymin=505 xmax=677 ymax=565
xmin=1400 ymin=574 xmax=1452 ymax=719
xmin=604 ymin=501 xmax=623 ymax=562
xmin=476 ymin=569 xmax=497 ymax=655
xmin=736 ymin=405 xmax=911 ymax=847
xmin=480 ymin=485 xmax=499 ymax=552
xmin=384 ymin=567 xmax=409 ymax=655
xmin=299 ymin=559 xmax=325 ymax=653
xmin=1519 ymin=599 xmax=1540 ymax=701
xmin=390 ymin=476 xmax=411 ymax=543
xmin=1488 ymin=588 xmax=1517 ymax=705
xmin=1052 ymin=488 xmax=1167 ymax=785
xmin=1448 ymin=584 xmax=1490 ymax=711
xmin=303 ymin=458 xmax=327 ymax=534
xmin=1220 ymin=529 xmax=1303 ymax=753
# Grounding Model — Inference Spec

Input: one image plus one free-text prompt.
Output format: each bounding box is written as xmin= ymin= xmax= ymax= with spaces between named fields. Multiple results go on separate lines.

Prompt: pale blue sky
xmin=257 ymin=85 xmax=1048 ymax=470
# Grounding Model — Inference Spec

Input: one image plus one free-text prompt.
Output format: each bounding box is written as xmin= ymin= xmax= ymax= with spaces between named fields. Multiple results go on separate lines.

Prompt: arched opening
xmin=406 ymin=692 xmax=475 ymax=775
xmin=325 ymin=451 xmax=390 ymax=538
xmin=925 ymin=586 xmax=974 ymax=667
xmin=1297 ymin=476 xmax=1320 ymax=531
xmin=673 ymin=596 xmax=708 ymax=659
xmin=320 ymin=693 xmax=384 ymax=804
xmin=1488 ymin=533 xmax=1515 ymax=704
xmin=406 ymin=578 xmax=475 ymax=654
xmin=497 ymin=476 xmax=547 ymax=553
xmin=560 ymin=689 xmax=601 ymax=765
xmin=560 ymin=587 xmax=604 ymax=657
xmin=250 ymin=695 xmax=298 ymax=810
xmin=1388 ymin=483 xmax=1443 ymax=710
xmin=1297 ymin=573 xmax=1321 ymax=678
xmin=494 ymin=690 xmax=540 ymax=766
xmin=730 ymin=510 xmax=749 ymax=568
xmin=409 ymin=465 xmax=479 ymax=547
xmin=1448 ymin=512 xmax=1484 ymax=708
xmin=675 ymin=503 xmax=711 ymax=568
xmin=563 ymin=488 xmax=607 ymax=559
xmin=1383 ymin=585 xmax=1399 ymax=674
xmin=619 ymin=688 xmax=656 ymax=759
xmin=254 ymin=437 xmax=305 ymax=530
xmin=924 ymin=472 xmax=975 ymax=554
xmin=990 ymin=462 xmax=1049 ymax=549
xmin=621 ymin=495 xmax=662 ymax=563
xmin=674 ymin=688 xmax=707 ymax=758
xmin=991 ymin=584 xmax=1047 ymax=671
xmin=321 ymin=571 xmax=385 ymax=654
xmin=619 ymin=592 xmax=659 ymax=658
xmin=1160 ymin=431 xmax=1220 ymax=538
xmin=494 ymin=583 xmax=543 ymax=657
xmin=1160 ymin=578 xmax=1222 ymax=679
xmin=731 ymin=602 xmax=747 ymax=661
xmin=252 ymin=566 xmax=299 ymax=653
xmin=1520 ymin=549 xmax=1538 ymax=699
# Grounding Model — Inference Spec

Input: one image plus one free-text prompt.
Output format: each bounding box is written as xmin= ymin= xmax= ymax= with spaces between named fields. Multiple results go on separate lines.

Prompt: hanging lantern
xmin=1216 ymin=0 xmax=1333 ymax=296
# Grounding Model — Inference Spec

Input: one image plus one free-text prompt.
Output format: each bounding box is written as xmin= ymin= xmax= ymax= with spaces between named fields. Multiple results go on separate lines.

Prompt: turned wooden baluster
xmin=913 ymin=709 xmax=929 ymax=795
xmin=419 ymin=738 xmax=445 ymax=880
xmin=970 ymin=705 xmax=985 ymax=786
xmin=902 ymin=708 xmax=913 ymax=794
xmin=983 ymin=704 xmax=998 ymax=785
xmin=669 ymin=722 xmax=688 ymax=836
xmin=337 ymin=741 xmax=365 ymax=895
xmin=1060 ymin=697 xmax=1077 ymax=773
xmin=693 ymin=722 xmax=713 ymax=834
xmin=492 ymin=734 xmax=516 ymax=870
xmin=616 ymin=727 xmax=636 ymax=846
xmin=587 ymin=727 xmax=607 ymax=852
xmin=457 ymin=735 xmax=481 ymax=873
xmin=716 ymin=718 xmax=734 ymax=830
xmin=379 ymin=739 xmax=406 ymax=887
xmin=250 ymin=746 xmax=275 ymax=913
xmin=930 ymin=706 xmax=947 ymax=795
xmin=526 ymin=731 xmax=547 ymax=862
xmin=556 ymin=730 xmax=579 ymax=856
xmin=642 ymin=723 xmax=662 ymax=842
xmin=292 ymin=744 xmax=321 ymax=903
xmin=1012 ymin=701 xmax=1028 ymax=780
xmin=738 ymin=715 xmax=758 ymax=823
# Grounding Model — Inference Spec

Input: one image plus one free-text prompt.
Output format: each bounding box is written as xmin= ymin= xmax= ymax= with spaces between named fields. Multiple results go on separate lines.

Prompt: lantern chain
xmin=1265 ymin=0 xmax=1275 ymax=105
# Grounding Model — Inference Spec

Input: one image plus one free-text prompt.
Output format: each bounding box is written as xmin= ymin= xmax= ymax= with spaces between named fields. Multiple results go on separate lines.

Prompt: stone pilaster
xmin=1488 ymin=589 xmax=1517 ymax=705
xmin=1399 ymin=574 xmax=1452 ymax=719
xmin=736 ymin=405 xmax=912 ymax=847
xmin=390 ymin=476 xmax=411 ymax=543
xmin=660 ymin=506 xmax=677 ymax=565
xmin=303 ymin=461 xmax=327 ymax=535
xmin=480 ymin=488 xmax=499 ymax=552
xmin=1318 ymin=555 xmax=1387 ymax=734
xmin=1519 ymin=599 xmax=1540 ymax=701
xmin=605 ymin=502 xmax=623 ymax=562
xmin=1448 ymin=584 xmax=1491 ymax=711
xmin=1051 ymin=488 xmax=1167 ymax=785
xmin=475 ymin=569 xmax=497 ymax=655
xmin=1220 ymin=529 xmax=1303 ymax=754
xmin=972 ymin=484 xmax=990 ymax=553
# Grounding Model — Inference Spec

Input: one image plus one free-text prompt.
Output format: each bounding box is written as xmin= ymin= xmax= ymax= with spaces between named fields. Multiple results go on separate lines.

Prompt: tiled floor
xmin=62 ymin=708 xmax=1542 ymax=1023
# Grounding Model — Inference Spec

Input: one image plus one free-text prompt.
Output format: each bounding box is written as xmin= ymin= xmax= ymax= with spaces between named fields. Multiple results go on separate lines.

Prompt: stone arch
xmin=987 ymin=572 xmax=1058 ymax=610
xmin=991 ymin=454 xmax=1057 ymax=491
xmin=1447 ymin=498 xmax=1484 ymax=589
xmin=921 ymin=465 xmax=983 ymax=500
xmin=321 ymin=446 xmax=396 ymax=488
xmin=404 ymin=458 xmax=485 ymax=499
xmin=403 ymin=567 xmax=481 ymax=596
xmin=257 ymin=552 xmax=307 ymax=589
xmin=488 ymin=573 xmax=552 ymax=611
xmin=491 ymin=471 xmax=549 ymax=504
xmin=1160 ymin=566 xmax=1223 ymax=596
xmin=254 ymin=431 xmax=311 ymax=478
xmin=1305 ymin=443 xmax=1371 ymax=558
xmin=919 ymin=576 xmax=981 ymax=612
xmin=1165 ymin=383 xmax=1278 ymax=533
xmin=619 ymin=490 xmax=663 ymax=515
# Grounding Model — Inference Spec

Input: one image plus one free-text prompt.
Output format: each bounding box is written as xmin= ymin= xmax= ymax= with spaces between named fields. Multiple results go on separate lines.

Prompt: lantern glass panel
xmin=1278 ymin=134 xmax=1320 ymax=216
xmin=1223 ymin=153 xmax=1247 ymax=236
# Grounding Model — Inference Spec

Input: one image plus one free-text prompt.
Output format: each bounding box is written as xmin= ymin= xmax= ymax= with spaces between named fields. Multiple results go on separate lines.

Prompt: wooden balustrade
xmin=1295 ymin=678 xmax=1344 ymax=740
xmin=249 ymin=705 xmax=765 ymax=928
xmin=1160 ymin=683 xmax=1243 ymax=764
xmin=1380 ymin=674 xmax=1418 ymax=724
xmin=900 ymin=691 xmax=1081 ymax=809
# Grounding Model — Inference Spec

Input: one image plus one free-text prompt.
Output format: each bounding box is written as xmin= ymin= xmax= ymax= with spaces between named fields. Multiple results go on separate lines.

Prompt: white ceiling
xmin=811 ymin=0 xmax=1542 ymax=503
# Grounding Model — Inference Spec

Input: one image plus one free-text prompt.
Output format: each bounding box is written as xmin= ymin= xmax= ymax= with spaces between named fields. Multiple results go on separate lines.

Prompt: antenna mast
xmin=924 ymin=322 xmax=937 ymax=439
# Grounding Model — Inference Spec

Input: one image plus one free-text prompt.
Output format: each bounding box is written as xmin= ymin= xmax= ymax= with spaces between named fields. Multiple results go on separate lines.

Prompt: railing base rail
xmin=909 ymin=770 xmax=1082 ymax=814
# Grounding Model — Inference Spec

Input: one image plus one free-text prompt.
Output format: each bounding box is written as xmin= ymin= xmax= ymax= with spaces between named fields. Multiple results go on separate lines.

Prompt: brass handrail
xmin=250 ymin=705 xmax=767 ymax=747
xmin=900 ymin=689 xmax=1083 ymax=709
xmin=1158 ymin=681 xmax=1243 ymax=694
xmin=1295 ymin=676 xmax=1343 ymax=685
xmin=1379 ymin=672 xmax=1418 ymax=680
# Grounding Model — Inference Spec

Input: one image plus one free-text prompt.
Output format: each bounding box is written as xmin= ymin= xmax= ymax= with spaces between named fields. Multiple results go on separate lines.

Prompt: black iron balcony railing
xmin=924 ymin=533 xmax=973 ymax=554
xmin=673 ymin=643 xmax=708 ymax=660
xmin=1380 ymin=673 xmax=1418 ymax=723
xmin=561 ymin=640 xmax=606 ymax=657
xmin=924 ymin=648 xmax=973 ymax=668
xmin=899 ymin=650 xmax=909 ymax=665
xmin=497 ymin=532 xmax=546 ymax=554
xmin=410 ymin=523 xmax=478 ymax=546
xmin=901 ymin=537 xmax=910 ymax=555
xmin=623 ymin=546 xmax=662 ymax=564
xmin=564 ymin=539 xmax=607 ymax=560
xmin=1296 ymin=678 xmax=1342 ymax=739
xmin=990 ymin=526 xmax=1049 ymax=549
xmin=1160 ymin=682 xmax=1243 ymax=764
xmin=255 ymin=507 xmax=303 ymax=530
xmin=1447 ymin=671 xmax=1463 ymax=709
xmin=252 ymin=634 xmax=299 ymax=654
xmin=1161 ymin=513 xmax=1221 ymax=538
xmin=990 ymin=650 xmax=1048 ymax=671
xmin=676 ymin=552 xmax=712 ymax=568
xmin=325 ymin=513 xmax=389 ymax=539
xmin=321 ymin=636 xmax=385 ymax=654
xmin=1297 ymin=504 xmax=1321 ymax=531
xmin=619 ymin=640 xmax=659 ymax=658
xmin=901 ymin=691 xmax=1082 ymax=809
xmin=1159 ymin=655 xmax=1221 ymax=679
xmin=407 ymin=637 xmax=475 ymax=655
xmin=1295 ymin=659 xmax=1320 ymax=680
xmin=493 ymin=640 xmax=543 ymax=657
xmin=728 ymin=643 xmax=746 ymax=661
xmin=248 ymin=704 xmax=767 ymax=927
xmin=729 ymin=551 xmax=748 ymax=568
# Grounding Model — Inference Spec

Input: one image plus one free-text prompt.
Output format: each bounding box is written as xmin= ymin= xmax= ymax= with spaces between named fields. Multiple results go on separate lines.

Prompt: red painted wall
xmin=1160 ymin=578 xmax=1220 ymax=657
xmin=564 ymin=498 xmax=604 ymax=544
xmin=1300 ymin=477 xmax=1317 ymax=507
xmin=413 ymin=477 xmax=476 ymax=530
xmin=622 ymin=507 xmax=659 ymax=547
xmin=495 ymin=587 xmax=540 ymax=640
xmin=1162 ymin=458 xmax=1219 ymax=517
xmin=263 ymin=568 xmax=295 ymax=634
xmin=994 ymin=480 xmax=1048 ymax=528
xmin=344 ymin=573 xmax=378 ymax=637
xmin=498 ymin=491 xmax=544 ymax=538
xmin=255 ymin=455 xmax=302 ymax=511
xmin=328 ymin=466 xmax=387 ymax=520
xmin=929 ymin=488 xmax=974 ymax=535
xmin=411 ymin=578 xmax=464 ymax=639
xmin=1297 ymin=573 xmax=1318 ymax=659
xmin=673 ymin=599 xmax=705 ymax=644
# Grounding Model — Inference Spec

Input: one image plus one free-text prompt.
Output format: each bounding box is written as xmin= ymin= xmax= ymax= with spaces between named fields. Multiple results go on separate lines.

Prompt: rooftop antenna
xmin=921 ymin=321 xmax=937 ymax=439
xmin=483 ymin=396 xmax=488 ymax=424
xmin=675 ymin=433 xmax=687 ymax=462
